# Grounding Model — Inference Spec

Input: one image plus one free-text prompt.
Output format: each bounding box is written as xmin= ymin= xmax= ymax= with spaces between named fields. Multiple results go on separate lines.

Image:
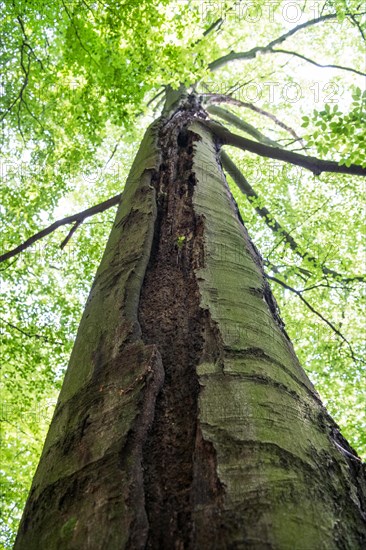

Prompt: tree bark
xmin=15 ymin=94 xmax=366 ymax=549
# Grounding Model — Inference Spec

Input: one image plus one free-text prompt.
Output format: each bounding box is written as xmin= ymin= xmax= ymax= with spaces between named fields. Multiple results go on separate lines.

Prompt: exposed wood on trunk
xmin=139 ymin=99 xmax=225 ymax=548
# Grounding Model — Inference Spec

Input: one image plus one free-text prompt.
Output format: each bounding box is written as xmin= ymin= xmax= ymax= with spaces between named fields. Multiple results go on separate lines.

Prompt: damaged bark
xmin=139 ymin=101 xmax=225 ymax=549
xmin=15 ymin=93 xmax=366 ymax=549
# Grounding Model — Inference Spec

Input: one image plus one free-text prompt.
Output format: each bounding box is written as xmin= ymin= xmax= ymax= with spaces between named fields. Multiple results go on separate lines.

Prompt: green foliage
xmin=176 ymin=235 xmax=186 ymax=249
xmin=1 ymin=0 xmax=365 ymax=546
xmin=302 ymin=86 xmax=366 ymax=166
xmin=327 ymin=0 xmax=365 ymax=20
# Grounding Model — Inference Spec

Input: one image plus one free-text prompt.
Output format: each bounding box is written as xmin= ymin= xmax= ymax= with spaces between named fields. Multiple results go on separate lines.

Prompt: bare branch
xmin=267 ymin=276 xmax=359 ymax=362
xmin=0 ymin=194 xmax=121 ymax=264
xmin=266 ymin=13 xmax=337 ymax=49
xmin=221 ymin=150 xmax=292 ymax=234
xmin=202 ymin=93 xmax=304 ymax=146
xmin=221 ymin=151 xmax=366 ymax=283
xmin=203 ymin=16 xmax=224 ymax=36
xmin=146 ymin=87 xmax=166 ymax=108
xmin=0 ymin=316 xmax=63 ymax=345
xmin=208 ymin=12 xmax=365 ymax=77
xmin=301 ymin=282 xmax=347 ymax=292
xmin=271 ymin=49 xmax=366 ymax=77
xmin=104 ymin=140 xmax=121 ymax=167
xmin=60 ymin=221 xmax=82 ymax=249
xmin=203 ymin=119 xmax=366 ymax=176
xmin=348 ymin=12 xmax=366 ymax=41
xmin=201 ymin=0 xmax=246 ymax=38
xmin=207 ymin=105 xmax=281 ymax=147
xmin=209 ymin=13 xmax=338 ymax=71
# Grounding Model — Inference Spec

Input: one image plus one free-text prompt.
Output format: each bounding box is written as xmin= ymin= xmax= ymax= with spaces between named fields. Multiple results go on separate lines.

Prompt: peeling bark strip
xmin=15 ymin=96 xmax=366 ymax=549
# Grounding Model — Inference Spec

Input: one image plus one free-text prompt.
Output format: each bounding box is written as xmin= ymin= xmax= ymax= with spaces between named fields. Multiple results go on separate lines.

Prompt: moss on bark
xmin=15 ymin=96 xmax=366 ymax=550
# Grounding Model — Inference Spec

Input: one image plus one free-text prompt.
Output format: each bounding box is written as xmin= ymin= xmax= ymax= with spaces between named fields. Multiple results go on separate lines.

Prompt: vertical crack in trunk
xmin=138 ymin=105 xmax=224 ymax=549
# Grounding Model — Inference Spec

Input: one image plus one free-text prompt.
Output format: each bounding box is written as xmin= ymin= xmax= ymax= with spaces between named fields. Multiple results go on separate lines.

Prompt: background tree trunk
xmin=15 ymin=95 xmax=366 ymax=549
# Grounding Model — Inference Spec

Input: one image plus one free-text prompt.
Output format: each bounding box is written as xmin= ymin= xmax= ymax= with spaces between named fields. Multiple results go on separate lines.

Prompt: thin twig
xmin=221 ymin=151 xmax=366 ymax=283
xmin=1 ymin=42 xmax=30 ymax=123
xmin=348 ymin=12 xmax=366 ymax=41
xmin=267 ymin=276 xmax=359 ymax=362
xmin=0 ymin=316 xmax=63 ymax=345
xmin=272 ymin=48 xmax=365 ymax=77
xmin=202 ymin=93 xmax=304 ymax=146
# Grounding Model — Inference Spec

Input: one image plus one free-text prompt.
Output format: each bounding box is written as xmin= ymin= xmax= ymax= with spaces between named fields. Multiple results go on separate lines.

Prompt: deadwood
xmin=203 ymin=93 xmax=304 ymax=145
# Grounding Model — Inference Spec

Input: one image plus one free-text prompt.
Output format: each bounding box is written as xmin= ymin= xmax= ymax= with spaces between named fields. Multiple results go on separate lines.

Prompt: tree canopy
xmin=1 ymin=0 xmax=365 ymax=546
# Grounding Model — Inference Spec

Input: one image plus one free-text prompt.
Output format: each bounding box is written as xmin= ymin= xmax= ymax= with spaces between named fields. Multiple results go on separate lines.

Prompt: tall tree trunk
xmin=15 ymin=94 xmax=366 ymax=549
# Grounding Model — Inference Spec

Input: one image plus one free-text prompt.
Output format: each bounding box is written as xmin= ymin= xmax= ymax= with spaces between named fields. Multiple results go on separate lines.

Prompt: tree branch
xmin=271 ymin=49 xmax=366 ymax=77
xmin=202 ymin=93 xmax=305 ymax=146
xmin=16 ymin=15 xmax=44 ymax=70
xmin=208 ymin=12 xmax=365 ymax=77
xmin=267 ymin=276 xmax=359 ymax=362
xmin=0 ymin=194 xmax=121 ymax=264
xmin=207 ymin=105 xmax=281 ymax=147
xmin=203 ymin=119 xmax=366 ymax=176
xmin=60 ymin=0 xmax=100 ymax=68
xmin=348 ymin=12 xmax=366 ymax=42
xmin=209 ymin=13 xmax=338 ymax=71
xmin=221 ymin=151 xmax=366 ymax=283
xmin=264 ymin=259 xmax=311 ymax=281
xmin=0 ymin=316 xmax=63 ymax=345
xmin=60 ymin=220 xmax=82 ymax=249
xmin=146 ymin=87 xmax=166 ymax=108
xmin=221 ymin=150 xmax=291 ymax=233
xmin=203 ymin=16 xmax=224 ymax=36
xmin=1 ymin=42 xmax=30 ymax=123
xmin=266 ymin=13 xmax=337 ymax=49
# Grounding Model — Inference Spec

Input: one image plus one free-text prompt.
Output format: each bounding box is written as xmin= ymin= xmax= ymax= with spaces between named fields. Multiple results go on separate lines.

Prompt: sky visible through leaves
xmin=0 ymin=0 xmax=365 ymax=546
